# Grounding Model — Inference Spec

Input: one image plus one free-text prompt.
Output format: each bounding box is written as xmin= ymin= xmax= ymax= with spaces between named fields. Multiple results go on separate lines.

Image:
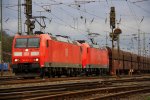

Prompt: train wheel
xmin=96 ymin=69 xmax=100 ymax=76
xmin=51 ymin=68 xmax=56 ymax=78
xmin=47 ymin=68 xmax=51 ymax=78
xmin=69 ymin=68 xmax=73 ymax=77
xmin=74 ymin=68 xmax=77 ymax=77
xmin=57 ymin=68 xmax=61 ymax=78
xmin=40 ymin=68 xmax=45 ymax=78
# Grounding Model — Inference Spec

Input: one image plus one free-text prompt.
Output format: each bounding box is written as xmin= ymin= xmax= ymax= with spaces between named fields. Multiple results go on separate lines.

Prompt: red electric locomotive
xmin=12 ymin=34 xmax=42 ymax=76
xmin=12 ymin=32 xmax=82 ymax=77
xmin=76 ymin=40 xmax=110 ymax=76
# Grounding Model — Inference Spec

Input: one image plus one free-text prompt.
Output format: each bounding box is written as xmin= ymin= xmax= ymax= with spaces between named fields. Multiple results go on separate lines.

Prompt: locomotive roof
xmin=77 ymin=40 xmax=86 ymax=43
xmin=50 ymin=35 xmax=79 ymax=45
xmin=77 ymin=40 xmax=101 ymax=49
xmin=90 ymin=44 xmax=99 ymax=49
xmin=54 ymin=35 xmax=72 ymax=43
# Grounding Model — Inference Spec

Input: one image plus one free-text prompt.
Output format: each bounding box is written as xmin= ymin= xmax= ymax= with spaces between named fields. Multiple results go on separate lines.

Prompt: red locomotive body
xmin=48 ymin=40 xmax=81 ymax=68
xmin=12 ymin=34 xmax=82 ymax=76
xmin=12 ymin=34 xmax=42 ymax=75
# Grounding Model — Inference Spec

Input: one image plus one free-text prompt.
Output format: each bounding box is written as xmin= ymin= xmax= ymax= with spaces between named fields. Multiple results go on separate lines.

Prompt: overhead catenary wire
xmin=132 ymin=0 xmax=149 ymax=3
xmin=65 ymin=0 xmax=110 ymax=33
xmin=126 ymin=0 xmax=141 ymax=28
xmin=50 ymin=0 xmax=105 ymax=20
xmin=2 ymin=0 xmax=150 ymax=54
xmin=129 ymin=1 xmax=150 ymax=14
xmin=33 ymin=1 xmax=97 ymax=34
xmin=2 ymin=0 xmax=150 ymax=37
xmin=63 ymin=0 xmax=149 ymax=36
xmin=3 ymin=0 xmax=146 ymax=34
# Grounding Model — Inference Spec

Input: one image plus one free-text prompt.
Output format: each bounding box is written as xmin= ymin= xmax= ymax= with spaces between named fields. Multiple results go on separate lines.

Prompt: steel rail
xmin=89 ymin=88 xmax=150 ymax=100
xmin=25 ymin=85 xmax=150 ymax=100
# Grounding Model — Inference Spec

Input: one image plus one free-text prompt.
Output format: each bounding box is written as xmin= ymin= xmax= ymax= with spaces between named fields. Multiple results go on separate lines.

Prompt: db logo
xmin=24 ymin=52 xmax=29 ymax=56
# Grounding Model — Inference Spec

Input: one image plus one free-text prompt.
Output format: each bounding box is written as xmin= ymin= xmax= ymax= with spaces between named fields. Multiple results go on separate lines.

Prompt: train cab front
xmin=12 ymin=35 xmax=41 ymax=76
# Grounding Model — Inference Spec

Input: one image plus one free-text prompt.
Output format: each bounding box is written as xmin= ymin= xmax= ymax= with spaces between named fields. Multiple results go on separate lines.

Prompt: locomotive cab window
xmin=15 ymin=38 xmax=40 ymax=48
xmin=28 ymin=38 xmax=40 ymax=48
xmin=15 ymin=38 xmax=27 ymax=48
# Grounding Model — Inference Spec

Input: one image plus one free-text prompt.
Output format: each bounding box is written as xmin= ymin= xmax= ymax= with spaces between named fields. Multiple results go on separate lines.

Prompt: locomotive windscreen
xmin=15 ymin=38 xmax=40 ymax=48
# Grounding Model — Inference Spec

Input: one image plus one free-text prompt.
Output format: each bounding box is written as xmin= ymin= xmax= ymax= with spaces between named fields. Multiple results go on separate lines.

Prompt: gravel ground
xmin=120 ymin=93 xmax=150 ymax=100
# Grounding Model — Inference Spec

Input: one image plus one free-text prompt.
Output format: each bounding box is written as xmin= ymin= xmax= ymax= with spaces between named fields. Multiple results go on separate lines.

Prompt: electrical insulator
xmin=109 ymin=32 xmax=118 ymax=41
xmin=30 ymin=24 xmax=35 ymax=29
xmin=30 ymin=20 xmax=35 ymax=29
xmin=110 ymin=7 xmax=116 ymax=29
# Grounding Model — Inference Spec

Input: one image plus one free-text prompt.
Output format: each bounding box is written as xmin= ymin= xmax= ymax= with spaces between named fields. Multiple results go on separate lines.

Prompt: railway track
xmin=0 ymin=81 xmax=104 ymax=100
xmin=0 ymin=76 xmax=21 ymax=81
xmin=27 ymin=85 xmax=150 ymax=100
xmin=0 ymin=76 xmax=104 ymax=86
xmin=91 ymin=88 xmax=150 ymax=100
xmin=0 ymin=76 xmax=150 ymax=100
xmin=0 ymin=74 xmax=149 ymax=86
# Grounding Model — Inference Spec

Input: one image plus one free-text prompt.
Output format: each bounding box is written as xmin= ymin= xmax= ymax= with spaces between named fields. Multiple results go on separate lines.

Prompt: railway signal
xmin=109 ymin=6 xmax=122 ymax=75
xmin=110 ymin=7 xmax=116 ymax=29
xmin=109 ymin=7 xmax=116 ymax=75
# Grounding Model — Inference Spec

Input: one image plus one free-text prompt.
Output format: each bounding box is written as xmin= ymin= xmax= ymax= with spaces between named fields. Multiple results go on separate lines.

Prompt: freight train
xmin=12 ymin=32 xmax=150 ymax=77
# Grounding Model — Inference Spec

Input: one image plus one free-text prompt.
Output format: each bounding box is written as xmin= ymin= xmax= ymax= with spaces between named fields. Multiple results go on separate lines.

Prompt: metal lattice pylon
xmin=18 ymin=0 xmax=22 ymax=34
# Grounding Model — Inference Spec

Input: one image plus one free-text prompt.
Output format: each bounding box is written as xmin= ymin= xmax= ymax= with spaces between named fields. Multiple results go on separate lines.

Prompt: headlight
xmin=14 ymin=58 xmax=19 ymax=62
xmin=31 ymin=52 xmax=39 ymax=56
xmin=25 ymin=49 xmax=29 ymax=52
xmin=34 ymin=58 xmax=39 ymax=62
xmin=14 ymin=52 xmax=22 ymax=56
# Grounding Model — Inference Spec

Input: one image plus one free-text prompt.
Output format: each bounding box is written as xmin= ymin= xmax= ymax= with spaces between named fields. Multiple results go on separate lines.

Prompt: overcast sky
xmin=2 ymin=0 xmax=150 ymax=54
